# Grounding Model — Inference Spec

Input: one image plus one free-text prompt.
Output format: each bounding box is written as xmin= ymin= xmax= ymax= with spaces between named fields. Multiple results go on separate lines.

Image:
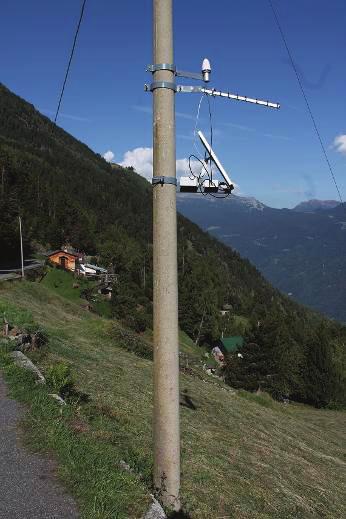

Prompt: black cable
xmin=268 ymin=0 xmax=344 ymax=206
xmin=189 ymin=94 xmax=231 ymax=198
xmin=205 ymin=94 xmax=214 ymax=184
xmin=54 ymin=0 xmax=87 ymax=124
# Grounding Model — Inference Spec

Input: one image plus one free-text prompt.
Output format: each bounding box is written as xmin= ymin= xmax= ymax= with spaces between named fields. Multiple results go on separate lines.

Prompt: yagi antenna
xmin=145 ymin=57 xmax=281 ymax=195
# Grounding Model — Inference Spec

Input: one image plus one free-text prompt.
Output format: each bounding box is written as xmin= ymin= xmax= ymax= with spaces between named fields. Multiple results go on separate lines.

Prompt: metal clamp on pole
xmin=145 ymin=81 xmax=177 ymax=92
xmin=152 ymin=176 xmax=177 ymax=186
xmin=147 ymin=63 xmax=176 ymax=73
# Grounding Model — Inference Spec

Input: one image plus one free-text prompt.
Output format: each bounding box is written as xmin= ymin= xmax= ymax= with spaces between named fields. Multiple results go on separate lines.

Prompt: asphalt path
xmin=0 ymin=261 xmax=43 ymax=281
xmin=0 ymin=373 xmax=79 ymax=518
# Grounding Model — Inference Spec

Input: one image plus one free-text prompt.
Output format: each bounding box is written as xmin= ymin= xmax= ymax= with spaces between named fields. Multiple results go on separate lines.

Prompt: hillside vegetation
xmin=0 ymin=278 xmax=345 ymax=518
xmin=0 ymin=83 xmax=345 ymax=407
xmin=177 ymin=194 xmax=346 ymax=323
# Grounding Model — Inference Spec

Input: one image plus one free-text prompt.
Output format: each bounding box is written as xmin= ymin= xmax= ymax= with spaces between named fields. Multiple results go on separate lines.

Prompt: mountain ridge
xmin=293 ymin=199 xmax=341 ymax=212
xmin=177 ymin=193 xmax=346 ymax=322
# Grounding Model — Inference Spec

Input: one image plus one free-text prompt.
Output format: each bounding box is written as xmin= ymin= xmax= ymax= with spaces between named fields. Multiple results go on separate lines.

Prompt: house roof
xmin=84 ymin=263 xmax=107 ymax=273
xmin=47 ymin=250 xmax=79 ymax=259
xmin=220 ymin=336 xmax=244 ymax=353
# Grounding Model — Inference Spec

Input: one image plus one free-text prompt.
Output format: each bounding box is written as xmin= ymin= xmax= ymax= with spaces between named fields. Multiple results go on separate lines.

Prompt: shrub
xmin=46 ymin=363 xmax=74 ymax=397
xmin=112 ymin=325 xmax=153 ymax=359
xmin=124 ymin=310 xmax=148 ymax=333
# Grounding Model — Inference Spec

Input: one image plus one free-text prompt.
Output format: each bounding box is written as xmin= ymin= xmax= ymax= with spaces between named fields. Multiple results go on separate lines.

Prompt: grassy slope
xmin=0 ymin=277 xmax=345 ymax=519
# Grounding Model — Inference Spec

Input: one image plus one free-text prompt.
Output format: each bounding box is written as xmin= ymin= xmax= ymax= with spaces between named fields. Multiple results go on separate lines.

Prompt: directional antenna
xmin=145 ymin=57 xmax=281 ymax=195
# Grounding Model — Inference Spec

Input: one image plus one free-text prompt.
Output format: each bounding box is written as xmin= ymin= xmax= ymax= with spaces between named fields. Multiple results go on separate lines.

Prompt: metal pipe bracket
xmin=147 ymin=63 xmax=176 ymax=73
xmin=152 ymin=176 xmax=178 ymax=186
xmin=144 ymin=81 xmax=177 ymax=92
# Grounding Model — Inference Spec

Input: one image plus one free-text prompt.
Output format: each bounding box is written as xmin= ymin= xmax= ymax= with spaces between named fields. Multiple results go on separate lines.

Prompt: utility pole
xmin=152 ymin=0 xmax=180 ymax=510
xmin=147 ymin=1 xmax=280 ymax=510
xmin=19 ymin=216 xmax=24 ymax=279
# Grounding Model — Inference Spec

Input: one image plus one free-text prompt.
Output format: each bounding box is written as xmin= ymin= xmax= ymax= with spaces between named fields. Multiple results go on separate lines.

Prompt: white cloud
xmin=176 ymin=157 xmax=201 ymax=178
xmin=120 ymin=147 xmax=153 ymax=180
xmin=119 ymin=147 xmax=240 ymax=193
xmin=332 ymin=134 xmax=346 ymax=155
xmin=103 ymin=150 xmax=115 ymax=163
xmin=119 ymin=147 xmax=201 ymax=181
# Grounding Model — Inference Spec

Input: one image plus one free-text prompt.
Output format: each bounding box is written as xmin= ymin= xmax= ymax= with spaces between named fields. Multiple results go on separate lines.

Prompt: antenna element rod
xmin=201 ymin=87 xmax=280 ymax=109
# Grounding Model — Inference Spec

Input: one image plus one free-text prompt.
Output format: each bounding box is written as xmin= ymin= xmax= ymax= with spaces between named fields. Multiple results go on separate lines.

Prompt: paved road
xmin=0 ymin=261 xmax=43 ymax=282
xmin=0 ymin=373 xmax=79 ymax=518
xmin=0 ymin=273 xmax=21 ymax=281
xmin=0 ymin=260 xmax=43 ymax=275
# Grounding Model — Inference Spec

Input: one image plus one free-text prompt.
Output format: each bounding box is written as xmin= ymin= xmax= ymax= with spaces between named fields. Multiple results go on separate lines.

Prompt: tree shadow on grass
xmin=167 ymin=512 xmax=192 ymax=519
xmin=180 ymin=388 xmax=197 ymax=411
xmin=65 ymin=388 xmax=91 ymax=404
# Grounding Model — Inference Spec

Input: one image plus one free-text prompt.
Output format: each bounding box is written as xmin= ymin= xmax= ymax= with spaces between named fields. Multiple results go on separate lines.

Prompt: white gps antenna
xmin=201 ymin=59 xmax=211 ymax=83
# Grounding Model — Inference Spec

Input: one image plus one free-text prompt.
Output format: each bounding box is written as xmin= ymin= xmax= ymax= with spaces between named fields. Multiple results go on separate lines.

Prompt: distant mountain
xmin=177 ymin=194 xmax=346 ymax=322
xmin=294 ymin=199 xmax=340 ymax=212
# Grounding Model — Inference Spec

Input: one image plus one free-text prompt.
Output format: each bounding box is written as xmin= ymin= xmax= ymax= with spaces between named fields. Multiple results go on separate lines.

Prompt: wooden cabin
xmin=47 ymin=250 xmax=79 ymax=272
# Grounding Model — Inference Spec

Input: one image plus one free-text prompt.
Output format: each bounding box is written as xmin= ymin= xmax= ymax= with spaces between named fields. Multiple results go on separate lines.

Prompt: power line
xmin=268 ymin=0 xmax=344 ymax=206
xmin=54 ymin=0 xmax=87 ymax=124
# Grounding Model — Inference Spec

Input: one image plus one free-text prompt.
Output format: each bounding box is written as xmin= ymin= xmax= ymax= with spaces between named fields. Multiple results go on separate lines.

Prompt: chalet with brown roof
xmin=47 ymin=250 xmax=80 ymax=272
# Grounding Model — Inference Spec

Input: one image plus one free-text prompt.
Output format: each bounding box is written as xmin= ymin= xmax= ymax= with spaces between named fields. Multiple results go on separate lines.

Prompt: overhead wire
xmin=268 ymin=0 xmax=344 ymax=206
xmin=54 ymin=0 xmax=87 ymax=124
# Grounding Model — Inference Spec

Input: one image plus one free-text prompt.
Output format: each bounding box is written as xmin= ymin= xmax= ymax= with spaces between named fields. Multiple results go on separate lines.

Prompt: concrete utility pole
xmin=19 ymin=216 xmax=24 ymax=279
xmin=152 ymin=0 xmax=180 ymax=510
xmin=147 ymin=1 xmax=280 ymax=511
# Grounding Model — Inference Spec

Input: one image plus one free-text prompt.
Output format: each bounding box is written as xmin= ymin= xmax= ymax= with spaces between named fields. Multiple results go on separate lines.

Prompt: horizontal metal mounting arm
xmin=175 ymin=70 xmax=203 ymax=81
xmin=146 ymin=64 xmax=204 ymax=81
xmin=176 ymin=85 xmax=203 ymax=93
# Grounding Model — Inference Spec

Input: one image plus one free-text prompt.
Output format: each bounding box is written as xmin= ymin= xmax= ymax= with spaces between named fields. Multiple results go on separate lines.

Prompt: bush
xmin=112 ymin=325 xmax=153 ymax=359
xmin=237 ymin=389 xmax=277 ymax=409
xmin=123 ymin=310 xmax=148 ymax=333
xmin=46 ymin=363 xmax=74 ymax=397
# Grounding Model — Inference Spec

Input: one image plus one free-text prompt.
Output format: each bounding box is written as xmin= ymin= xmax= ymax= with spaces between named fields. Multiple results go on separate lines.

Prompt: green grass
xmin=0 ymin=358 xmax=149 ymax=519
xmin=93 ymin=298 xmax=112 ymax=319
xmin=41 ymin=267 xmax=92 ymax=301
xmin=232 ymin=315 xmax=251 ymax=335
xmin=40 ymin=268 xmax=112 ymax=319
xmin=0 ymin=279 xmax=345 ymax=518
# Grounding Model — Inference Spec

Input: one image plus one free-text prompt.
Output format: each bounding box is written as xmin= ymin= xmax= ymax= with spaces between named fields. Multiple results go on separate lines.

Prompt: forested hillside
xmin=0 ymin=83 xmax=345 ymax=407
xmin=177 ymin=194 xmax=346 ymax=322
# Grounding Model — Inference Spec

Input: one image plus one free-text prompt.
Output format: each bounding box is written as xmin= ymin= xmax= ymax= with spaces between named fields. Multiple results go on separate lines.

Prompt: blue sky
xmin=1 ymin=0 xmax=345 ymax=208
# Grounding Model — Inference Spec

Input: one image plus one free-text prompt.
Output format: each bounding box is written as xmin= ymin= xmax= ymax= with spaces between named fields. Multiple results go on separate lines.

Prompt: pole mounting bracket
xmin=176 ymin=85 xmax=203 ymax=93
xmin=152 ymin=176 xmax=177 ymax=186
xmin=175 ymin=70 xmax=203 ymax=81
xmin=145 ymin=81 xmax=177 ymax=92
xmin=147 ymin=63 xmax=176 ymax=73
xmin=146 ymin=65 xmax=202 ymax=81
